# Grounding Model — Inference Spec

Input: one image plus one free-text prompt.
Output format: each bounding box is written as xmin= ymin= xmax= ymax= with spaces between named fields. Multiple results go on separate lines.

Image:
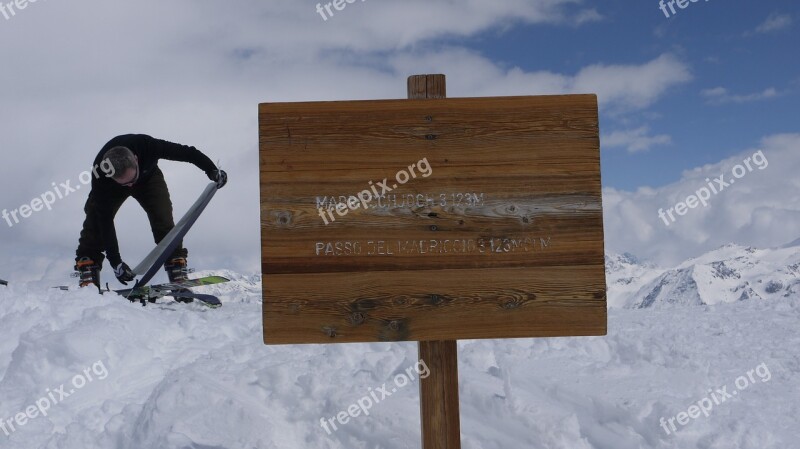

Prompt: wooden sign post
xmin=408 ymin=74 xmax=462 ymax=449
xmin=259 ymin=74 xmax=606 ymax=448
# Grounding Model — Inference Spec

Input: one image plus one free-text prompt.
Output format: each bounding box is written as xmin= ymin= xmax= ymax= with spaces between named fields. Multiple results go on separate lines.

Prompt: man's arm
xmin=148 ymin=137 xmax=218 ymax=175
xmin=93 ymin=189 xmax=123 ymax=268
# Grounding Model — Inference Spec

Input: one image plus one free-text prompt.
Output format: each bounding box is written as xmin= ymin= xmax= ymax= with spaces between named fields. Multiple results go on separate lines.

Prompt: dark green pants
xmin=76 ymin=167 xmax=187 ymax=268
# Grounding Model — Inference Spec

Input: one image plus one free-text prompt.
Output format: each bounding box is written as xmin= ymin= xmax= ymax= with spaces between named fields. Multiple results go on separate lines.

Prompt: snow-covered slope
xmin=621 ymin=242 xmax=800 ymax=309
xmin=605 ymin=253 xmax=663 ymax=309
xmin=0 ymin=267 xmax=798 ymax=448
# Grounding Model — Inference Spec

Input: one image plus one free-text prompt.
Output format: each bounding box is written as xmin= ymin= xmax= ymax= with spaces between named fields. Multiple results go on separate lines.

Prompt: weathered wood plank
xmin=261 ymin=238 xmax=602 ymax=274
xmin=419 ymin=340 xmax=460 ymax=449
xmin=262 ymin=265 xmax=606 ymax=344
xmin=259 ymin=95 xmax=599 ymax=172
xmin=259 ymin=90 xmax=607 ymax=344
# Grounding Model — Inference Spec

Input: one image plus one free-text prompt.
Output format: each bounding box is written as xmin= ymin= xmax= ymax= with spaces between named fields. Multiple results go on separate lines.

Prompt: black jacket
xmin=91 ymin=134 xmax=217 ymax=266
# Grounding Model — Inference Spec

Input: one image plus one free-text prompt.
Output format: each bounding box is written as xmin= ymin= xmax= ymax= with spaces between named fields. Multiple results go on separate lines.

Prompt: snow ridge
xmin=608 ymin=240 xmax=800 ymax=308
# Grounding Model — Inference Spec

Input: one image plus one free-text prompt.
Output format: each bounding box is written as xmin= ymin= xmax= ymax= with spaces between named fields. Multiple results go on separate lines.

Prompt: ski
xmin=130 ymin=182 xmax=218 ymax=288
xmin=145 ymin=275 xmax=230 ymax=291
xmin=116 ymin=275 xmax=230 ymax=308
xmin=162 ymin=291 xmax=222 ymax=308
xmin=54 ymin=276 xmax=228 ymax=308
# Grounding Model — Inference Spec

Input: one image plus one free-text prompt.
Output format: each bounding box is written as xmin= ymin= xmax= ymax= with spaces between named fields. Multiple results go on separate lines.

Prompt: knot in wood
xmin=275 ymin=211 xmax=292 ymax=226
xmin=349 ymin=312 xmax=366 ymax=325
xmin=594 ymin=290 xmax=607 ymax=300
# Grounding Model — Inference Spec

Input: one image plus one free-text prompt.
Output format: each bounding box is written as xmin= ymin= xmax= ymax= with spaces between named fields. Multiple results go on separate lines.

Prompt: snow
xmin=608 ymin=241 xmax=800 ymax=309
xmin=605 ymin=253 xmax=664 ymax=309
xmin=0 ymin=262 xmax=798 ymax=448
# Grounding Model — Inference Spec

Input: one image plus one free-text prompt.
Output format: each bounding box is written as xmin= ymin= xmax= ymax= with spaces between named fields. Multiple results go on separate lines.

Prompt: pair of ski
xmin=109 ymin=182 xmax=227 ymax=308
xmin=116 ymin=275 xmax=229 ymax=308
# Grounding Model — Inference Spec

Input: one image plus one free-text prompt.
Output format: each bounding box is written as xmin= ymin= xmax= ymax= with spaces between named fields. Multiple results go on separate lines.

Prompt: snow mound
xmin=0 ymin=266 xmax=798 ymax=448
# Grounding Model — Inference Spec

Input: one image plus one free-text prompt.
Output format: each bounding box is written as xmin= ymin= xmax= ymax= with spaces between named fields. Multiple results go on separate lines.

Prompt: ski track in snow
xmin=0 ymin=270 xmax=798 ymax=449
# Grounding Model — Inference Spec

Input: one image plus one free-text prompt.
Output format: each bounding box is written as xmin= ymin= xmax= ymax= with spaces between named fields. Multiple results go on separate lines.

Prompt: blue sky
xmin=458 ymin=0 xmax=800 ymax=190
xmin=0 ymin=0 xmax=797 ymax=280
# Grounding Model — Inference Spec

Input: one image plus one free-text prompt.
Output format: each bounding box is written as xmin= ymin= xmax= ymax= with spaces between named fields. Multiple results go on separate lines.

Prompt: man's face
xmin=114 ymin=156 xmax=139 ymax=187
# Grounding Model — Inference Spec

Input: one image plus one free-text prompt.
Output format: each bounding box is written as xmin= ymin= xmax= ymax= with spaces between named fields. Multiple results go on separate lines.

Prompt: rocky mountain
xmin=606 ymin=240 xmax=800 ymax=309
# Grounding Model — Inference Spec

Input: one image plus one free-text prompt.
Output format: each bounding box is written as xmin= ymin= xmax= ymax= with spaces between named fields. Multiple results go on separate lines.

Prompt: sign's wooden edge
xmin=257 ymin=93 xmax=599 ymax=110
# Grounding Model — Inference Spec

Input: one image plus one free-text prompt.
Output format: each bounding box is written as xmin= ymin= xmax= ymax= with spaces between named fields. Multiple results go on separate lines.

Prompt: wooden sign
xmin=260 ymin=93 xmax=607 ymax=344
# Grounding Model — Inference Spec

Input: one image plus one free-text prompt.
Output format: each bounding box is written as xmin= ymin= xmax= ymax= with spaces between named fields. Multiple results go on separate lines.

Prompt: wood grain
xmin=259 ymin=88 xmax=607 ymax=344
xmin=410 ymin=74 xmax=461 ymax=449
xmin=263 ymin=265 xmax=606 ymax=344
xmin=419 ymin=340 xmax=460 ymax=449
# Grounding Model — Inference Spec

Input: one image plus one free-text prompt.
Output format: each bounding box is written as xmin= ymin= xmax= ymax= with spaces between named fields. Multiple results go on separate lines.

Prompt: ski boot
xmin=74 ymin=257 xmax=101 ymax=289
xmin=164 ymin=257 xmax=192 ymax=303
xmin=165 ymin=257 xmax=190 ymax=283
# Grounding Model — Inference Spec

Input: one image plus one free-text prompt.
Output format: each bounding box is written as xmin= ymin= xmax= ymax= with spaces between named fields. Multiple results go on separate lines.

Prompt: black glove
xmin=207 ymin=169 xmax=227 ymax=189
xmin=114 ymin=262 xmax=136 ymax=285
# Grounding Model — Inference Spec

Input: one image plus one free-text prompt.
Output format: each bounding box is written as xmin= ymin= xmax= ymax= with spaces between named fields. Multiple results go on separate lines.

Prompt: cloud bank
xmin=603 ymin=134 xmax=800 ymax=266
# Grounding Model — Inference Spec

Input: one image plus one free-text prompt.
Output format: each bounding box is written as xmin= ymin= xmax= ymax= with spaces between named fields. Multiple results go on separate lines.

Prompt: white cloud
xmin=572 ymin=54 xmax=692 ymax=111
xmin=701 ymin=86 xmax=780 ymax=104
xmin=0 ymin=0 xmax=692 ymax=283
xmin=389 ymin=51 xmax=691 ymax=112
xmin=602 ymin=126 xmax=671 ymax=153
xmin=604 ymin=134 xmax=800 ymax=266
xmin=573 ymin=8 xmax=604 ymax=25
xmin=753 ymin=13 xmax=793 ymax=34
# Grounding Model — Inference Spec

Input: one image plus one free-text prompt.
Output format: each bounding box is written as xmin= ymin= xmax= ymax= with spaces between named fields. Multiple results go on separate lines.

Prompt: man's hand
xmin=207 ymin=169 xmax=227 ymax=189
xmin=114 ymin=262 xmax=136 ymax=285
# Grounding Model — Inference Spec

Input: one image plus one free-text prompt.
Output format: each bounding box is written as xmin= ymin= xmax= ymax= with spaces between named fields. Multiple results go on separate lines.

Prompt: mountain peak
xmin=615 ymin=242 xmax=800 ymax=309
